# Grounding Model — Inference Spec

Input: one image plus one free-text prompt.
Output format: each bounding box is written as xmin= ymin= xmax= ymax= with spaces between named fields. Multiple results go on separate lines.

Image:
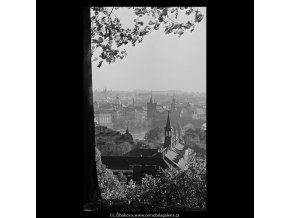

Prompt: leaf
xmin=161 ymin=8 xmax=168 ymax=16
xmin=97 ymin=60 xmax=103 ymax=68
xmin=154 ymin=23 xmax=160 ymax=30
xmin=98 ymin=37 xmax=103 ymax=43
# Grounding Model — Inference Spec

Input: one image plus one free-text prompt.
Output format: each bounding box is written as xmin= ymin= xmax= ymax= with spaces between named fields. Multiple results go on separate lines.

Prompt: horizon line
xmin=94 ymin=89 xmax=206 ymax=93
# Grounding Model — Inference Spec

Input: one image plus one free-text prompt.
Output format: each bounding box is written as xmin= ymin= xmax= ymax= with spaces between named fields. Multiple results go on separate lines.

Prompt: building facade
xmin=95 ymin=109 xmax=114 ymax=129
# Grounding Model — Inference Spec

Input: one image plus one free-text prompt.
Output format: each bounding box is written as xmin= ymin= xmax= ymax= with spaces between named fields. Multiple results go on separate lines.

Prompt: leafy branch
xmin=90 ymin=7 xmax=204 ymax=68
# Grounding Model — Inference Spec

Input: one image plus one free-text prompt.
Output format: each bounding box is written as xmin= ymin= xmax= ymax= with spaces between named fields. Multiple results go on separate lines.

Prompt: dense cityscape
xmin=93 ymin=88 xmax=206 ymax=140
xmin=92 ymin=88 xmax=207 ymax=210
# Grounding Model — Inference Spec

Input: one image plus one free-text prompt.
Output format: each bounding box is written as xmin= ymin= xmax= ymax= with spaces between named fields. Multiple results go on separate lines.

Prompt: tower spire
xmin=164 ymin=110 xmax=172 ymax=148
xmin=165 ymin=111 xmax=171 ymax=129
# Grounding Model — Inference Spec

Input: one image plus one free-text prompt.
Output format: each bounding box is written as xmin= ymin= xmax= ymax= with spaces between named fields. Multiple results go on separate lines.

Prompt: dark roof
xmin=123 ymin=148 xmax=159 ymax=157
xmin=101 ymin=156 xmax=169 ymax=170
xmin=133 ymin=106 xmax=144 ymax=111
xmin=164 ymin=155 xmax=180 ymax=169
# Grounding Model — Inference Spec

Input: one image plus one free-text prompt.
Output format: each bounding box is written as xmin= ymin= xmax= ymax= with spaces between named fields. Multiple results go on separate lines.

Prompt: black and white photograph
xmin=4 ymin=0 xmax=280 ymax=217
xmin=83 ymin=7 xmax=207 ymax=212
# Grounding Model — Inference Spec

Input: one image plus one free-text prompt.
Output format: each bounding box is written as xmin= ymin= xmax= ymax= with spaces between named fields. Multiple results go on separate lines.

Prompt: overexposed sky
xmin=92 ymin=7 xmax=206 ymax=92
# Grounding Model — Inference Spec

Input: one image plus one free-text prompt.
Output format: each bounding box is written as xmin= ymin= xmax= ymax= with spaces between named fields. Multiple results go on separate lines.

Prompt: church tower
xmin=147 ymin=90 xmax=157 ymax=120
xmin=171 ymin=96 xmax=177 ymax=111
xmin=164 ymin=111 xmax=172 ymax=148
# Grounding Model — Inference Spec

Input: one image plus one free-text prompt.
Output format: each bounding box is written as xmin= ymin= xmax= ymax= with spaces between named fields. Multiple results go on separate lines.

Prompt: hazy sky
xmin=92 ymin=7 xmax=206 ymax=92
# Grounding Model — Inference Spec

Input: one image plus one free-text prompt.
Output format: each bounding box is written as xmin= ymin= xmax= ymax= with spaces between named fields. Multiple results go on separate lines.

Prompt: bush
xmin=144 ymin=127 xmax=163 ymax=142
xmin=98 ymin=165 xmax=126 ymax=200
xmin=96 ymin=149 xmax=207 ymax=211
xmin=123 ymin=153 xmax=207 ymax=211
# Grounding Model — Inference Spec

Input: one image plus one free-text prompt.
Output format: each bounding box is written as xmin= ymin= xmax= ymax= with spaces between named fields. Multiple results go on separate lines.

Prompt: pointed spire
xmin=126 ymin=127 xmax=129 ymax=134
xmin=149 ymin=90 xmax=153 ymax=103
xmin=165 ymin=111 xmax=171 ymax=129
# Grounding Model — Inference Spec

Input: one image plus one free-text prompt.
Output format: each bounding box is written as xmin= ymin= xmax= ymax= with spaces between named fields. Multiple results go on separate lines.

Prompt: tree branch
xmin=111 ymin=11 xmax=119 ymax=20
xmin=167 ymin=14 xmax=179 ymax=24
xmin=109 ymin=7 xmax=114 ymax=17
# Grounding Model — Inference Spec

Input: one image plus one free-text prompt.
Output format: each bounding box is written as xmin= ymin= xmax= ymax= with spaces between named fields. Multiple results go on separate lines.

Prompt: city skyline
xmin=94 ymin=88 xmax=206 ymax=93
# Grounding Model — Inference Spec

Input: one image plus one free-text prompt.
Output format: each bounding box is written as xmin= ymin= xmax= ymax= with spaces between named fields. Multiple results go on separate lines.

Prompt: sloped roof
xmin=101 ymin=156 xmax=169 ymax=170
xmin=164 ymin=155 xmax=180 ymax=169
xmin=163 ymin=142 xmax=191 ymax=170
xmin=164 ymin=149 xmax=187 ymax=170
xmin=174 ymin=142 xmax=188 ymax=151
xmin=123 ymin=148 xmax=159 ymax=157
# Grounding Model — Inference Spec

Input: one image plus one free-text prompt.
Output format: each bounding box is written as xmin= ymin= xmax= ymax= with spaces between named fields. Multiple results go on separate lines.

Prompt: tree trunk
xmin=83 ymin=6 xmax=101 ymax=210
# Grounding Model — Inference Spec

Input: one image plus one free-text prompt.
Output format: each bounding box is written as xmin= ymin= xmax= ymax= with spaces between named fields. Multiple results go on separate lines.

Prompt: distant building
xmin=184 ymin=130 xmax=201 ymax=147
xmin=134 ymin=106 xmax=146 ymax=122
xmin=124 ymin=107 xmax=136 ymax=120
xmin=93 ymin=101 xmax=99 ymax=110
xmin=113 ymin=96 xmax=122 ymax=109
xmin=147 ymin=95 xmax=179 ymax=128
xmin=147 ymin=92 xmax=157 ymax=121
xmin=171 ymin=96 xmax=177 ymax=111
xmin=94 ymin=117 xmax=99 ymax=127
xmin=200 ymin=114 xmax=206 ymax=121
xmin=194 ymin=107 xmax=206 ymax=116
xmin=191 ymin=105 xmax=206 ymax=121
xmin=192 ymin=111 xmax=200 ymax=120
xmin=95 ymin=109 xmax=115 ymax=129
xmin=116 ymin=109 xmax=126 ymax=121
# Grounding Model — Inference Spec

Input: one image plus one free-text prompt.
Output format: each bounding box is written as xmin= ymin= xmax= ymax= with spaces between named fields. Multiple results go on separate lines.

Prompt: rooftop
xmin=101 ymin=156 xmax=169 ymax=170
xmin=123 ymin=148 xmax=160 ymax=157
